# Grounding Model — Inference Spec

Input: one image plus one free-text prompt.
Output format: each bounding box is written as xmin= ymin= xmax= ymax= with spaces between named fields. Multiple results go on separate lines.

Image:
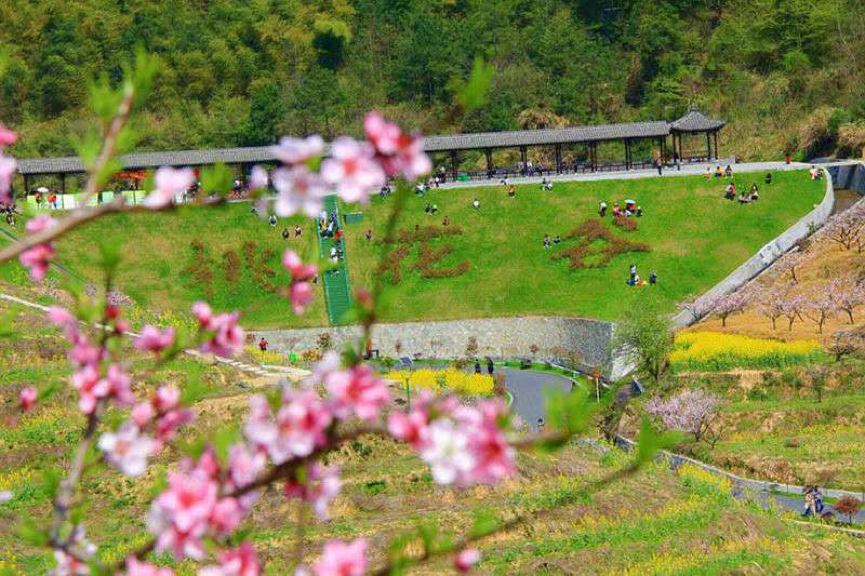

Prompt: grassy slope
xmin=627 ymin=367 xmax=865 ymax=491
xmin=0 ymin=202 xmax=329 ymax=329
xmin=344 ymin=170 xmax=823 ymax=324
xmin=0 ymin=171 xmax=824 ymax=329
xmin=2 ymin=302 xmax=865 ymax=574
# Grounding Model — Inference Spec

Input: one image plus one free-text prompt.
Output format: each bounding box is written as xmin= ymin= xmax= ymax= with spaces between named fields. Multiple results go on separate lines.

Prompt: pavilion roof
xmin=670 ymin=110 xmax=726 ymax=132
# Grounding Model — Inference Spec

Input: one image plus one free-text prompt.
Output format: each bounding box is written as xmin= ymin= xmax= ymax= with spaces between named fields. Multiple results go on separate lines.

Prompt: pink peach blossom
xmin=267 ymin=388 xmax=332 ymax=464
xmin=320 ymin=138 xmax=385 ymax=204
xmin=312 ymin=538 xmax=368 ymax=576
xmin=326 ymin=364 xmax=390 ymax=421
xmin=144 ymin=167 xmax=195 ymax=208
xmin=271 ymin=135 xmax=324 ymax=165
xmin=125 ymin=557 xmax=174 ymax=576
xmin=98 ymin=423 xmax=156 ymax=477
xmin=272 ymin=165 xmax=327 ymax=218
xmin=249 ymin=166 xmax=269 ymax=191
xmin=200 ymin=543 xmax=261 ymax=576
xmin=454 ymin=548 xmax=481 ymax=572
xmin=135 ymin=325 xmax=176 ymax=354
xmin=19 ymin=214 xmax=57 ymax=281
xmin=284 ymin=463 xmax=342 ymax=520
xmin=19 ymin=386 xmax=37 ymax=412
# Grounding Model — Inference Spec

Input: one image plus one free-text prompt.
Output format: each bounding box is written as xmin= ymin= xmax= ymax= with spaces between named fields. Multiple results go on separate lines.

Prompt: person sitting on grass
xmin=714 ymin=165 xmax=723 ymax=178
xmin=431 ymin=204 xmax=438 ymax=215
xmin=442 ymin=215 xmax=450 ymax=226
xmin=649 ymin=271 xmax=657 ymax=285
xmin=765 ymin=172 xmax=772 ymax=185
xmin=553 ymin=235 xmax=562 ymax=244
xmin=282 ymin=228 xmax=290 ymax=240
xmin=507 ymin=185 xmax=516 ymax=198
xmin=424 ymin=202 xmax=432 ymax=214
xmin=472 ymin=198 xmax=480 ymax=210
xmin=543 ymin=234 xmax=551 ymax=249
xmin=269 ymin=214 xmax=277 ymax=227
xmin=364 ymin=229 xmax=373 ymax=241
xmin=541 ymin=177 xmax=553 ymax=191
xmin=704 ymin=166 xmax=712 ymax=178
xmin=612 ymin=203 xmax=622 ymax=217
xmin=738 ymin=192 xmax=751 ymax=205
xmin=258 ymin=337 xmax=268 ymax=352
xmin=725 ymin=183 xmax=736 ymax=200
xmin=599 ymin=201 xmax=608 ymax=217
xmin=295 ymin=225 xmax=302 ymax=237
xmin=636 ymin=206 xmax=644 ymax=217
xmin=725 ymin=164 xmax=733 ymax=178
xmin=750 ymin=184 xmax=760 ymax=201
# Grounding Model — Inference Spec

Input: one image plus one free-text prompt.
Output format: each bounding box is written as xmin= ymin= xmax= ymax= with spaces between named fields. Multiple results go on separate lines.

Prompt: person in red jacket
xmin=258 ymin=338 xmax=268 ymax=352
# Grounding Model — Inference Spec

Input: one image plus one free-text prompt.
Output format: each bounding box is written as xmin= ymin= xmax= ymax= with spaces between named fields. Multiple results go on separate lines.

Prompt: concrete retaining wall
xmin=672 ymin=170 xmax=836 ymax=328
xmin=257 ymin=316 xmax=614 ymax=368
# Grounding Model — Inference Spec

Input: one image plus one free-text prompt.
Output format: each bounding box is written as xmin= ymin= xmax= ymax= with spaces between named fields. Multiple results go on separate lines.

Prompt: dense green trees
xmin=0 ymin=0 xmax=863 ymax=160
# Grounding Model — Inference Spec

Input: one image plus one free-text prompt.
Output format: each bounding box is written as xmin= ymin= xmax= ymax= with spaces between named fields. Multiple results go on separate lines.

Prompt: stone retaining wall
xmin=257 ymin=316 xmax=614 ymax=368
xmin=672 ymin=169 xmax=836 ymax=328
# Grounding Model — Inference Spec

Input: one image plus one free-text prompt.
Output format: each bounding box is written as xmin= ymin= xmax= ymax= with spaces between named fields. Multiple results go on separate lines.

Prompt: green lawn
xmin=0 ymin=171 xmax=824 ymax=329
xmin=344 ymin=170 xmax=824 ymax=324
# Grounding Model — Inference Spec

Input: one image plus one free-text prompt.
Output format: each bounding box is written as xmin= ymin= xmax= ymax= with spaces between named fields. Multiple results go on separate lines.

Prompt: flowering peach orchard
xmin=0 ymin=54 xmax=666 ymax=575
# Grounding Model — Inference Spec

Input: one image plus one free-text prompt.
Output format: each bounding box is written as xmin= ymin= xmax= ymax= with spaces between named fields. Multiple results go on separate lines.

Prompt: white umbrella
xmin=36 ymin=186 xmax=49 ymax=193
xmin=625 ymin=199 xmax=636 ymax=204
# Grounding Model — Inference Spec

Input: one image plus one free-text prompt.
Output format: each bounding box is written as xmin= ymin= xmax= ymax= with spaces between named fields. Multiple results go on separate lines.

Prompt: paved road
xmin=745 ymin=490 xmax=865 ymax=525
xmin=498 ymin=367 xmax=576 ymax=429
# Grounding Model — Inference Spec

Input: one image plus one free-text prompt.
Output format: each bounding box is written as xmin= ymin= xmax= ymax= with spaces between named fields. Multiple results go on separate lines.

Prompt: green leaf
xmin=201 ymin=163 xmax=234 ymax=198
xmin=17 ymin=519 xmax=49 ymax=546
xmin=468 ymin=508 xmax=498 ymax=538
xmin=212 ymin=424 xmax=241 ymax=464
xmin=96 ymin=241 xmax=122 ymax=275
xmin=457 ymin=56 xmax=495 ymax=112
xmin=180 ymin=374 xmax=208 ymax=406
xmin=125 ymin=47 xmax=160 ymax=109
xmin=634 ymin=416 xmax=678 ymax=466
xmin=40 ymin=467 xmax=62 ymax=500
xmin=544 ymin=388 xmax=596 ymax=438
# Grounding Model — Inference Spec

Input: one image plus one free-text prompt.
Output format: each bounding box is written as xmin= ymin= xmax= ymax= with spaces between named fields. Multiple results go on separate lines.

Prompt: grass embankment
xmin=0 ymin=171 xmax=823 ymax=330
xmin=3 ymin=300 xmax=865 ymax=573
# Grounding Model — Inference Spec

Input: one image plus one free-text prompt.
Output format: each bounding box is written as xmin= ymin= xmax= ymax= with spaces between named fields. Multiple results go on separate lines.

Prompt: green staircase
xmin=318 ymin=195 xmax=353 ymax=325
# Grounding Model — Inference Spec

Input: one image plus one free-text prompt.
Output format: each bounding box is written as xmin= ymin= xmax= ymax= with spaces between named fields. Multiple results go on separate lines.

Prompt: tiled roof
xmin=670 ymin=110 xmax=726 ymax=132
xmin=18 ymin=114 xmax=723 ymax=175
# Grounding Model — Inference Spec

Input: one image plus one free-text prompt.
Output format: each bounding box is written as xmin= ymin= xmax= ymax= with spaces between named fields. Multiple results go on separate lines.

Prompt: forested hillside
xmin=1 ymin=0 xmax=864 ymax=161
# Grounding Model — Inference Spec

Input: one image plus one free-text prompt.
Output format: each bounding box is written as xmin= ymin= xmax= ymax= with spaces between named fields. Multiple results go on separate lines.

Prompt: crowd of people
xmin=598 ymin=199 xmax=644 ymax=218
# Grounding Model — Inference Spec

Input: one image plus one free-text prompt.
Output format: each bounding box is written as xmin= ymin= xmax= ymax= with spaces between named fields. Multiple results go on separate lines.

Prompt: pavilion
xmin=14 ymin=109 xmax=726 ymax=192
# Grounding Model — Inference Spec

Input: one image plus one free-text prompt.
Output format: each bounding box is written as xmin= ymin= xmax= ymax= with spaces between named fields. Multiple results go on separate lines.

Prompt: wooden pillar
xmin=519 ymin=146 xmax=528 ymax=175
xmin=624 ymin=139 xmax=631 ymax=170
xmin=590 ymin=142 xmax=597 ymax=173
xmin=23 ymin=174 xmax=30 ymax=195
xmin=554 ymin=144 xmax=562 ymax=174
xmin=714 ymin=131 xmax=720 ymax=160
xmin=706 ymin=131 xmax=712 ymax=161
xmin=485 ymin=149 xmax=493 ymax=177
xmin=60 ymin=173 xmax=66 ymax=195
xmin=659 ymin=137 xmax=666 ymax=164
xmin=450 ymin=150 xmax=458 ymax=182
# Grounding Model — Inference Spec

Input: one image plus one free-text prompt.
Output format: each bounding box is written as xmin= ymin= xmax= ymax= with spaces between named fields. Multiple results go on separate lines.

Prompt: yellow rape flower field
xmin=385 ymin=368 xmax=494 ymax=396
xmin=672 ymin=331 xmax=825 ymax=371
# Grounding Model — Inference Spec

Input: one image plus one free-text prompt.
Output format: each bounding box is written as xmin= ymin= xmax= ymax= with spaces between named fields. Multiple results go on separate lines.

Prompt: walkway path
xmin=436 ymin=159 xmax=814 ymax=190
xmin=318 ymin=195 xmax=352 ymax=325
